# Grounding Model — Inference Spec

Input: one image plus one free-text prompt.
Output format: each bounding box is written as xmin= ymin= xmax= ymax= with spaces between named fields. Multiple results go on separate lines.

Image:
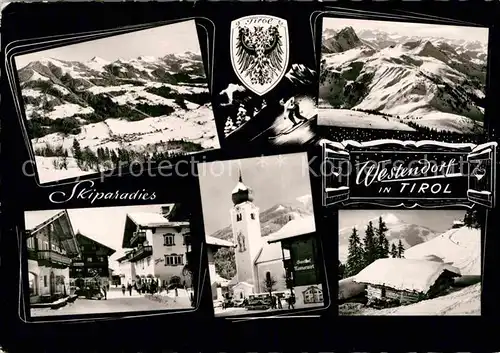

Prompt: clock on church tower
xmin=230 ymin=171 xmax=263 ymax=286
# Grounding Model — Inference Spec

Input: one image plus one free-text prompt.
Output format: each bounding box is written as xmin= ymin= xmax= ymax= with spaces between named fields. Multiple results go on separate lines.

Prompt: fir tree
xmin=390 ymin=243 xmax=398 ymax=258
xmin=463 ymin=209 xmax=481 ymax=229
xmin=338 ymin=260 xmax=345 ymax=280
xmin=463 ymin=210 xmax=472 ymax=228
xmin=382 ymin=237 xmax=390 ymax=258
xmin=363 ymin=221 xmax=377 ymax=266
xmin=375 ymin=216 xmax=390 ymax=259
xmin=345 ymin=227 xmax=364 ymax=277
xmin=72 ymin=138 xmax=82 ymax=164
xmin=397 ymin=239 xmax=405 ymax=258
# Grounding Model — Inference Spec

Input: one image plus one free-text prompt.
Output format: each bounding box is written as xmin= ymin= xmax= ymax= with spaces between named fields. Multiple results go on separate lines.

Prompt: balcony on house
xmin=38 ymin=250 xmax=72 ymax=266
xmin=128 ymin=245 xmax=152 ymax=262
xmin=130 ymin=231 xmax=147 ymax=247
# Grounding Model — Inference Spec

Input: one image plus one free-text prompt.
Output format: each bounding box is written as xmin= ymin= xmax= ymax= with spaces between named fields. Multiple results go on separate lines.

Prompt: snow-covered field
xmin=33 ymin=109 xmax=219 ymax=183
xmin=318 ymin=108 xmax=416 ymax=131
xmin=404 ymin=226 xmax=481 ymax=276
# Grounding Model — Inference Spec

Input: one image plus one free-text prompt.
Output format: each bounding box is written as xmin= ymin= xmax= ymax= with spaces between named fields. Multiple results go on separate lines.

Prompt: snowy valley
xmin=319 ymin=25 xmax=488 ymax=134
xmin=17 ymin=51 xmax=219 ymax=183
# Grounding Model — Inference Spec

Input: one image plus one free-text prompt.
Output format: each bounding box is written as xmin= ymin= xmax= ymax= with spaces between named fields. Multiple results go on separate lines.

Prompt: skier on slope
xmin=280 ymin=96 xmax=307 ymax=126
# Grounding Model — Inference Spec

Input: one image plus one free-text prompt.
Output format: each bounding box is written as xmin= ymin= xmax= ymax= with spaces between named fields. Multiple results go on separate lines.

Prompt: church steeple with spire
xmin=231 ymin=169 xmax=254 ymax=205
xmin=229 ymin=168 xmax=262 ymax=289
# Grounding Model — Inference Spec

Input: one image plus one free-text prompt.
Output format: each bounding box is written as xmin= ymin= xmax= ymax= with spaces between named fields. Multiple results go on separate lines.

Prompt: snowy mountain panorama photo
xmin=14 ymin=20 xmax=220 ymax=184
xmin=197 ymin=153 xmax=324 ymax=318
xmin=319 ymin=17 xmax=489 ymax=135
xmin=338 ymin=209 xmax=482 ymax=316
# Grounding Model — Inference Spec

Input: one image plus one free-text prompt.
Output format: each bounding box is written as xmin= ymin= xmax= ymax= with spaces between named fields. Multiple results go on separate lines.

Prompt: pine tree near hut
xmin=338 ymin=260 xmax=345 ymax=280
xmin=463 ymin=209 xmax=481 ymax=229
xmin=345 ymin=227 xmax=364 ymax=277
xmin=390 ymin=243 xmax=398 ymax=258
xmin=363 ymin=221 xmax=378 ymax=267
xmin=397 ymin=239 xmax=405 ymax=258
xmin=375 ymin=216 xmax=390 ymax=259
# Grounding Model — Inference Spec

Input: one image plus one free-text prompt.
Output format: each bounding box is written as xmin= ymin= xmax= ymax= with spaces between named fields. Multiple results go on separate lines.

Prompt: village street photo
xmin=338 ymin=209 xmax=482 ymax=316
xmin=319 ymin=17 xmax=489 ymax=136
xmin=24 ymin=203 xmax=197 ymax=318
xmin=197 ymin=153 xmax=326 ymax=317
xmin=15 ymin=19 xmax=220 ymax=184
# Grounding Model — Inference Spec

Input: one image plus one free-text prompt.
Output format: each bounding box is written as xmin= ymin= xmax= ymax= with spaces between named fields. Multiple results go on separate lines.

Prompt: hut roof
xmin=353 ymin=258 xmax=461 ymax=293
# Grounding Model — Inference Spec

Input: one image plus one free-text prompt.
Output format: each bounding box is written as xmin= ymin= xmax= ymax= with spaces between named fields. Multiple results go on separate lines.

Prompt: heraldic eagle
xmin=235 ymin=24 xmax=284 ymax=86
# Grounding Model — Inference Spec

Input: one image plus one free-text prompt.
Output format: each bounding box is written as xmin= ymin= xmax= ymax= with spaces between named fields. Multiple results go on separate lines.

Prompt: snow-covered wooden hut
xmin=352 ymin=258 xmax=461 ymax=304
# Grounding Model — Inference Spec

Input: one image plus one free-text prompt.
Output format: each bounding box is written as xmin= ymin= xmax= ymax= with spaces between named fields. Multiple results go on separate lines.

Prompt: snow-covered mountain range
xmin=17 ymin=51 xmax=219 ymax=183
xmin=319 ymin=26 xmax=487 ymax=134
xmin=338 ymin=213 xmax=438 ymax=263
xmin=210 ymin=194 xmax=314 ymax=241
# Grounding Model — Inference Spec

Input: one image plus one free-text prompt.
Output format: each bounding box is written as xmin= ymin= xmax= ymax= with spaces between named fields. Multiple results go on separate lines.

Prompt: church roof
xmin=231 ymin=171 xmax=254 ymax=205
xmin=266 ymin=216 xmax=316 ymax=243
xmin=255 ymin=241 xmax=290 ymax=264
xmin=232 ymin=182 xmax=248 ymax=194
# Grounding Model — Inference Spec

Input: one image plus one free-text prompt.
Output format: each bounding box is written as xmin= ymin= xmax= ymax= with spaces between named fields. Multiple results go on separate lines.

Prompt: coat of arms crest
xmin=230 ymin=15 xmax=290 ymax=96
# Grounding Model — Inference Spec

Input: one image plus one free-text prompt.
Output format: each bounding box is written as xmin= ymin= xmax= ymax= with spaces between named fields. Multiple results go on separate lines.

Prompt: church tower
xmin=230 ymin=171 xmax=262 ymax=287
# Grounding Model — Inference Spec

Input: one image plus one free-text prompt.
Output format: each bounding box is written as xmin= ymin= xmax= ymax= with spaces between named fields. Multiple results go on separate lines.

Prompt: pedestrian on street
xmin=121 ymin=284 xmax=126 ymax=296
xmin=271 ymin=295 xmax=277 ymax=309
xmin=102 ymin=285 xmax=107 ymax=300
xmin=174 ymin=287 xmax=178 ymax=302
xmin=277 ymin=295 xmax=282 ymax=309
xmin=127 ymin=283 xmax=132 ymax=296
xmin=288 ymin=292 xmax=295 ymax=310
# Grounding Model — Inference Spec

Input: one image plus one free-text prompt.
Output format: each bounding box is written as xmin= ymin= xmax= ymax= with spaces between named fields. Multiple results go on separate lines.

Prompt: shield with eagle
xmin=230 ymin=15 xmax=290 ymax=96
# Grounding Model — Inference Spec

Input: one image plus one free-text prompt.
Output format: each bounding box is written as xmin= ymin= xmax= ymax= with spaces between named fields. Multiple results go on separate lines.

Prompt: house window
xmin=236 ymin=214 xmax=242 ymax=222
xmin=164 ymin=234 xmax=175 ymax=246
xmin=164 ymin=255 xmax=183 ymax=266
xmin=87 ymin=257 xmax=93 ymax=262
xmin=29 ymin=273 xmax=37 ymax=296
xmin=27 ymin=237 xmax=35 ymax=249
xmin=43 ymin=241 xmax=49 ymax=250
xmin=43 ymin=276 xmax=47 ymax=287
xmin=250 ymin=213 xmax=255 ymax=220
xmin=98 ymin=257 xmax=105 ymax=263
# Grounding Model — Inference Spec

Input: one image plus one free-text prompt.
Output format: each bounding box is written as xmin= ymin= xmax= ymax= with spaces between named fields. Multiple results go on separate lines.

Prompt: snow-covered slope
xmin=404 ymin=226 xmax=481 ymax=276
xmin=17 ymin=52 xmax=219 ymax=183
xmin=339 ymin=213 xmax=438 ymax=263
xmin=319 ymin=27 xmax=487 ymax=134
